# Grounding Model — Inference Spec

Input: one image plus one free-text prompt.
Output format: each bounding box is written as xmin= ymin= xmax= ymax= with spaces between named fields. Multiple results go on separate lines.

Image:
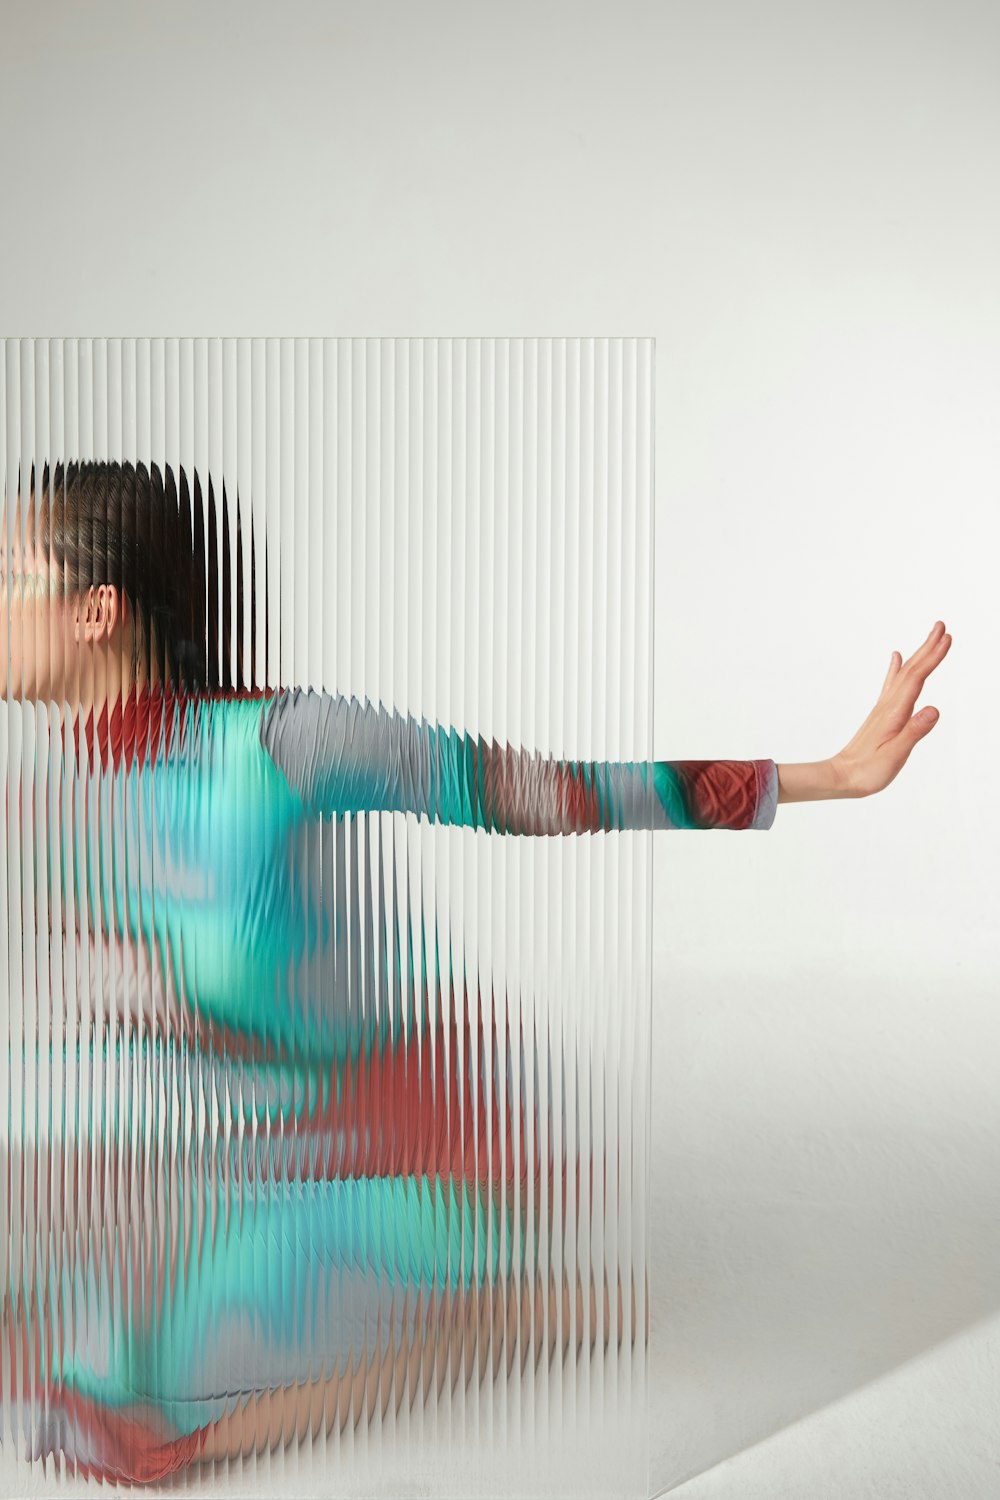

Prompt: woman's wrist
xmin=776 ymin=755 xmax=858 ymax=804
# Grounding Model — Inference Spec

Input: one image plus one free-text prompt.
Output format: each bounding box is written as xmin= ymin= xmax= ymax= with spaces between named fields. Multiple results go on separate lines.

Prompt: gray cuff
xmin=752 ymin=759 xmax=779 ymax=830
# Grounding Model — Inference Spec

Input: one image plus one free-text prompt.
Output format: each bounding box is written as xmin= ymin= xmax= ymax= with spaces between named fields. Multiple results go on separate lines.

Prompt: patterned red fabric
xmin=667 ymin=758 xmax=769 ymax=830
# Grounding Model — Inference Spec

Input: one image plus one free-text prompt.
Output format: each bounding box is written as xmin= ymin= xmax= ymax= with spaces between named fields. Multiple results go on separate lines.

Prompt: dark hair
xmin=32 ymin=458 xmax=246 ymax=695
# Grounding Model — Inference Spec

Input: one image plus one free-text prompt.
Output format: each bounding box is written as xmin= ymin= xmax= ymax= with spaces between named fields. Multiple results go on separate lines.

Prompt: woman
xmin=0 ymin=459 xmax=951 ymax=1482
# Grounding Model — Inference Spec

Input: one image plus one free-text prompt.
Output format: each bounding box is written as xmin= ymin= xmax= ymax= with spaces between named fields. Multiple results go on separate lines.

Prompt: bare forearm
xmin=776 ymin=756 xmax=855 ymax=804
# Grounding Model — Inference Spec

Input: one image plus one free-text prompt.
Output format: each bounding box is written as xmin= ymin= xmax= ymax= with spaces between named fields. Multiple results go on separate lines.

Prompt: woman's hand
xmin=830 ymin=620 xmax=952 ymax=798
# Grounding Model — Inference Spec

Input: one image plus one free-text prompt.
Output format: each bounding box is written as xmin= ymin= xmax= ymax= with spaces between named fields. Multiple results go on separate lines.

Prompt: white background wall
xmin=1 ymin=3 xmax=997 ymax=1496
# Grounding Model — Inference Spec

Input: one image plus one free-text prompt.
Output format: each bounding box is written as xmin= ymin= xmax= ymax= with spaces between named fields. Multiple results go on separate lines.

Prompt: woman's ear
xmin=74 ymin=584 xmax=125 ymax=645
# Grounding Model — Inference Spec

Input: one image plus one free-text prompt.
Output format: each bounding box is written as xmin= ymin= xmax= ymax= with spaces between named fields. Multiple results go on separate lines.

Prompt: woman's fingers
xmin=891 ymin=624 xmax=951 ymax=716
xmin=879 ymin=650 xmax=901 ymax=697
xmin=878 ymin=624 xmax=949 ymax=707
xmin=909 ymin=705 xmax=940 ymax=737
xmin=899 ymin=620 xmax=944 ymax=671
xmin=900 ymin=621 xmax=950 ymax=679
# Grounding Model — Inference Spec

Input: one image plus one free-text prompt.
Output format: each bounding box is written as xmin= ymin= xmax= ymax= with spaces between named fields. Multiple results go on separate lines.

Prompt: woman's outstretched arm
xmin=259 ymin=687 xmax=779 ymax=832
xmin=258 ymin=621 xmax=951 ymax=831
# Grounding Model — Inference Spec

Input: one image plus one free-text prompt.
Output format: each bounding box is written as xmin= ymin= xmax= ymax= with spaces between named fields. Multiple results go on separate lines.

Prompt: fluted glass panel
xmin=0 ymin=337 xmax=654 ymax=1498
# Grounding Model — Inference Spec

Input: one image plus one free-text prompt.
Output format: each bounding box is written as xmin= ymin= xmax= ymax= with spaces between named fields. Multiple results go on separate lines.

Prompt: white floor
xmin=664 ymin=1310 xmax=1000 ymax=1499
xmin=648 ymin=948 xmax=1000 ymax=1499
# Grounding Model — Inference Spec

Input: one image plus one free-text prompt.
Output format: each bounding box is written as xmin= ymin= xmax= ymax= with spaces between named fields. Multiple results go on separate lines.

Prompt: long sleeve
xmin=260 ymin=688 xmax=778 ymax=833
